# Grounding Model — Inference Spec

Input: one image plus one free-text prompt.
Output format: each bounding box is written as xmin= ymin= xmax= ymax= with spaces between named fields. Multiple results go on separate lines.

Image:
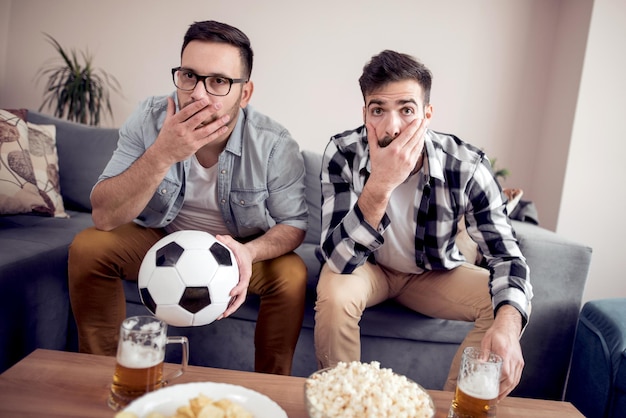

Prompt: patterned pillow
xmin=0 ymin=109 xmax=69 ymax=217
xmin=27 ymin=122 xmax=68 ymax=218
xmin=0 ymin=109 xmax=48 ymax=215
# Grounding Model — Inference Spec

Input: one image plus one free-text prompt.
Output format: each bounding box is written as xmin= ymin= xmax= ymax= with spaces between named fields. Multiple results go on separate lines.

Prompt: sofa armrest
xmin=565 ymin=298 xmax=626 ymax=418
xmin=511 ymin=220 xmax=593 ymax=399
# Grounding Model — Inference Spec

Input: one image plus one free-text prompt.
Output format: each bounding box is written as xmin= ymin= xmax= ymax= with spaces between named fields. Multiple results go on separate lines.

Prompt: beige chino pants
xmin=314 ymin=261 xmax=494 ymax=390
xmin=68 ymin=222 xmax=307 ymax=376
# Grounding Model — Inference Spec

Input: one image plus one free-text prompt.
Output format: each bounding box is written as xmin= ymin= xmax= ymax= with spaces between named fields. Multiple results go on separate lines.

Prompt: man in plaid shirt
xmin=315 ymin=50 xmax=533 ymax=400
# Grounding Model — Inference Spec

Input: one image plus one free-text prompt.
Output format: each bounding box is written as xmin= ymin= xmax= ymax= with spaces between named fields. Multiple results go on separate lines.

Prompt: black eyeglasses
xmin=171 ymin=67 xmax=247 ymax=96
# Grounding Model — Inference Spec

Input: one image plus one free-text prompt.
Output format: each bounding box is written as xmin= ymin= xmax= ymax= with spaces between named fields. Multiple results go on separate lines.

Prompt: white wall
xmin=0 ymin=0 xmax=9 ymax=91
xmin=0 ymin=1 xmax=565 ymax=181
xmin=0 ymin=0 xmax=622 ymax=302
xmin=558 ymin=0 xmax=626 ymax=302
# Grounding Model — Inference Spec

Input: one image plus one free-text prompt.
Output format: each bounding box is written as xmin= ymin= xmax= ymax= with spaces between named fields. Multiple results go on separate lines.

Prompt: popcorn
xmin=305 ymin=361 xmax=434 ymax=418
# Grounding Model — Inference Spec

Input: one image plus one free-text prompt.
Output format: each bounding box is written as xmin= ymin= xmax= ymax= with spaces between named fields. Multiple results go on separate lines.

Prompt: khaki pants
xmin=314 ymin=261 xmax=494 ymax=390
xmin=68 ymin=222 xmax=306 ymax=375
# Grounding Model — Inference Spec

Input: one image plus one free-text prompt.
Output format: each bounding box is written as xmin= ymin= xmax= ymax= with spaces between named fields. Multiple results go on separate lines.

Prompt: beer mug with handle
xmin=107 ymin=315 xmax=189 ymax=411
xmin=448 ymin=347 xmax=502 ymax=418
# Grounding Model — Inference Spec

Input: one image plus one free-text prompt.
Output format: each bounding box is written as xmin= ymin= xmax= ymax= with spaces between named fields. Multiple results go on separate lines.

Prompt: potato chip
xmin=114 ymin=412 xmax=138 ymax=418
xmin=175 ymin=405 xmax=195 ymax=418
xmin=212 ymin=398 xmax=253 ymax=418
xmin=190 ymin=393 xmax=213 ymax=415
xmin=146 ymin=413 xmax=169 ymax=418
xmin=115 ymin=393 xmax=253 ymax=418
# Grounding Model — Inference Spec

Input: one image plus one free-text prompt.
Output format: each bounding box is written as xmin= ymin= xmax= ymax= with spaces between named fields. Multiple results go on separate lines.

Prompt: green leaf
xmin=35 ymin=33 xmax=121 ymax=126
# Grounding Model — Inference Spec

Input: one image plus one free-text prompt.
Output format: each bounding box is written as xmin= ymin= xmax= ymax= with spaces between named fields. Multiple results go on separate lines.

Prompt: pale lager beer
xmin=108 ymin=339 xmax=165 ymax=409
xmin=449 ymin=372 xmax=499 ymax=417
xmin=448 ymin=347 xmax=502 ymax=418
xmin=107 ymin=316 xmax=188 ymax=411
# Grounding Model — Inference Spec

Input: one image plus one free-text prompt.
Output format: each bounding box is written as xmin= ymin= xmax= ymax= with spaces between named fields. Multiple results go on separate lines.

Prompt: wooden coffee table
xmin=0 ymin=349 xmax=583 ymax=417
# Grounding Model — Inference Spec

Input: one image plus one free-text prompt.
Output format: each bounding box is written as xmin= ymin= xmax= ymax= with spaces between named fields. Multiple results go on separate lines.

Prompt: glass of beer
xmin=448 ymin=347 xmax=502 ymax=418
xmin=107 ymin=315 xmax=189 ymax=411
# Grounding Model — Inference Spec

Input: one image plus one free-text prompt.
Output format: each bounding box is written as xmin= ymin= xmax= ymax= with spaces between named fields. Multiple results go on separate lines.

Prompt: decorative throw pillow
xmin=27 ymin=122 xmax=69 ymax=218
xmin=6 ymin=108 xmax=28 ymax=121
xmin=455 ymin=188 xmax=524 ymax=265
xmin=455 ymin=217 xmax=481 ymax=265
xmin=503 ymin=188 xmax=523 ymax=214
xmin=0 ymin=109 xmax=48 ymax=215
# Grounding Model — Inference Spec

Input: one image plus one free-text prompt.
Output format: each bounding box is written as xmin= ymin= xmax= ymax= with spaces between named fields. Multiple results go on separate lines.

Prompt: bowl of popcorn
xmin=305 ymin=361 xmax=435 ymax=418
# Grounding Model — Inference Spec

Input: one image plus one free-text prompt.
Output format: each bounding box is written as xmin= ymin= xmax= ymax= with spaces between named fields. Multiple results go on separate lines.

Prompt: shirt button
xmin=221 ymin=170 xmax=227 ymax=174
xmin=161 ymin=189 xmax=167 ymax=194
xmin=221 ymin=199 xmax=226 ymax=204
xmin=240 ymin=200 xmax=245 ymax=205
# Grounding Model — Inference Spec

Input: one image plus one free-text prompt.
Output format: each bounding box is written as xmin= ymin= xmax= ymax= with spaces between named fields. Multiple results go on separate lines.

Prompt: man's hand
xmin=366 ymin=117 xmax=428 ymax=194
xmin=152 ymin=97 xmax=231 ymax=167
xmin=214 ymin=234 xmax=252 ymax=319
xmin=481 ymin=305 xmax=525 ymax=400
xmin=91 ymin=97 xmax=232 ymax=230
xmin=358 ymin=117 xmax=429 ymax=228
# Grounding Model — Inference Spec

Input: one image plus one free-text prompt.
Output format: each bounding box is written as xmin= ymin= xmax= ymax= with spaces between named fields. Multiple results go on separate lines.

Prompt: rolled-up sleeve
xmin=465 ymin=159 xmax=533 ymax=327
xmin=265 ymin=134 xmax=308 ymax=231
xmin=320 ymin=140 xmax=389 ymax=274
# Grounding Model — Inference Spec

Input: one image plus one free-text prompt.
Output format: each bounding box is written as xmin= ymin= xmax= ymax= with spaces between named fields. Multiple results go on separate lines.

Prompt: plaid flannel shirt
xmin=319 ymin=126 xmax=533 ymax=325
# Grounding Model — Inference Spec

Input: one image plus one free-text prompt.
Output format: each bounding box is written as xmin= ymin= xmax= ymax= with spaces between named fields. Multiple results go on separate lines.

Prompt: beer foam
xmin=458 ymin=372 xmax=499 ymax=400
xmin=117 ymin=340 xmax=164 ymax=369
xmin=139 ymin=321 xmax=161 ymax=332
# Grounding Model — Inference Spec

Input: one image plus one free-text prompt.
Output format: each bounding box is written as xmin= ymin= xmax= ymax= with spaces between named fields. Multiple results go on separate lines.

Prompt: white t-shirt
xmin=374 ymin=172 xmax=424 ymax=274
xmin=165 ymin=155 xmax=230 ymax=236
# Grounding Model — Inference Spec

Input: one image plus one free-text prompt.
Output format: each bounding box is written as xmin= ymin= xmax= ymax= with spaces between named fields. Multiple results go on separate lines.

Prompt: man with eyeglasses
xmin=68 ymin=20 xmax=308 ymax=376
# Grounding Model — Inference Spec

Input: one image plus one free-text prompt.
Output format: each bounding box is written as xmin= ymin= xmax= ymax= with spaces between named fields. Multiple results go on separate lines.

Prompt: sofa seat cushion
xmin=0 ymin=211 xmax=94 ymax=267
xmin=0 ymin=209 xmax=94 ymax=372
xmin=125 ymin=278 xmax=472 ymax=346
xmin=124 ymin=227 xmax=473 ymax=346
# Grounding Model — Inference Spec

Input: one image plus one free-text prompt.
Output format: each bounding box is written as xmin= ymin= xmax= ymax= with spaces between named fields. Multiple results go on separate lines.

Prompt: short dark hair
xmin=181 ymin=20 xmax=254 ymax=80
xmin=358 ymin=50 xmax=432 ymax=105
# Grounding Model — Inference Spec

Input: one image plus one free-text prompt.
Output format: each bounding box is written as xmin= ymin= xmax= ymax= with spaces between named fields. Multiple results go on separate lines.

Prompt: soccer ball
xmin=138 ymin=230 xmax=239 ymax=327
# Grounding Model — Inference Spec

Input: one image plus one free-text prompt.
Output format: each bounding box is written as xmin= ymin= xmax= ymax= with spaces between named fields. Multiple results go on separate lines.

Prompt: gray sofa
xmin=0 ymin=110 xmax=592 ymax=402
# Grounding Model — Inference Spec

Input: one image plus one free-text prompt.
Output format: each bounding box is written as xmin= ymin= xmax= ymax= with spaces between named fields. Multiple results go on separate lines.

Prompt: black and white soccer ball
xmin=138 ymin=230 xmax=239 ymax=327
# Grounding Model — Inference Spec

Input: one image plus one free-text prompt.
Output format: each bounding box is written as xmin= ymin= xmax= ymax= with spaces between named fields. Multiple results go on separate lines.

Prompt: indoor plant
xmin=489 ymin=157 xmax=510 ymax=182
xmin=36 ymin=33 xmax=121 ymax=126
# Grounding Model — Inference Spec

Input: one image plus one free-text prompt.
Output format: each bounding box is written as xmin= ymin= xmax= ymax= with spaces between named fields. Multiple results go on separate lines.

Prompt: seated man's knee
xmin=256 ymin=253 xmax=307 ymax=300
xmin=275 ymin=253 xmax=307 ymax=288
xmin=70 ymin=227 xmax=112 ymax=259
xmin=316 ymin=269 xmax=363 ymax=314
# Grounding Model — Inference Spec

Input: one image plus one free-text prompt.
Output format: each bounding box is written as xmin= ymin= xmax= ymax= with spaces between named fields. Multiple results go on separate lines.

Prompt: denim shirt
xmin=96 ymin=93 xmax=308 ymax=239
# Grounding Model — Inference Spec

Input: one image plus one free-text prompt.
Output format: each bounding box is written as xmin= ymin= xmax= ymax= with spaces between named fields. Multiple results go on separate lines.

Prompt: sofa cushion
xmin=26 ymin=122 xmax=68 ymax=218
xmin=0 ymin=109 xmax=49 ymax=215
xmin=301 ymin=150 xmax=322 ymax=246
xmin=565 ymin=299 xmax=626 ymax=418
xmin=0 ymin=210 xmax=95 ymax=267
xmin=26 ymin=111 xmax=119 ymax=212
xmin=0 ymin=209 xmax=94 ymax=372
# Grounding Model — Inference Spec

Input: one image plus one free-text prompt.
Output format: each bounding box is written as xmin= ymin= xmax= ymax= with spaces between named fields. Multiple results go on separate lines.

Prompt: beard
xmin=378 ymin=136 xmax=394 ymax=148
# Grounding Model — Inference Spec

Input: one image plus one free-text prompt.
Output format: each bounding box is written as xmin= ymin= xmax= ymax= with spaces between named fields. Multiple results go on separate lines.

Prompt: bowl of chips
xmin=304 ymin=361 xmax=435 ymax=418
xmin=115 ymin=382 xmax=286 ymax=418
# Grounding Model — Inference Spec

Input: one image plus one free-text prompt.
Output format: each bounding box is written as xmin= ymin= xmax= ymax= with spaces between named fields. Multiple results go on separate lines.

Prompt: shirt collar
xmin=224 ymin=107 xmax=246 ymax=157
xmin=423 ymin=131 xmax=445 ymax=183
